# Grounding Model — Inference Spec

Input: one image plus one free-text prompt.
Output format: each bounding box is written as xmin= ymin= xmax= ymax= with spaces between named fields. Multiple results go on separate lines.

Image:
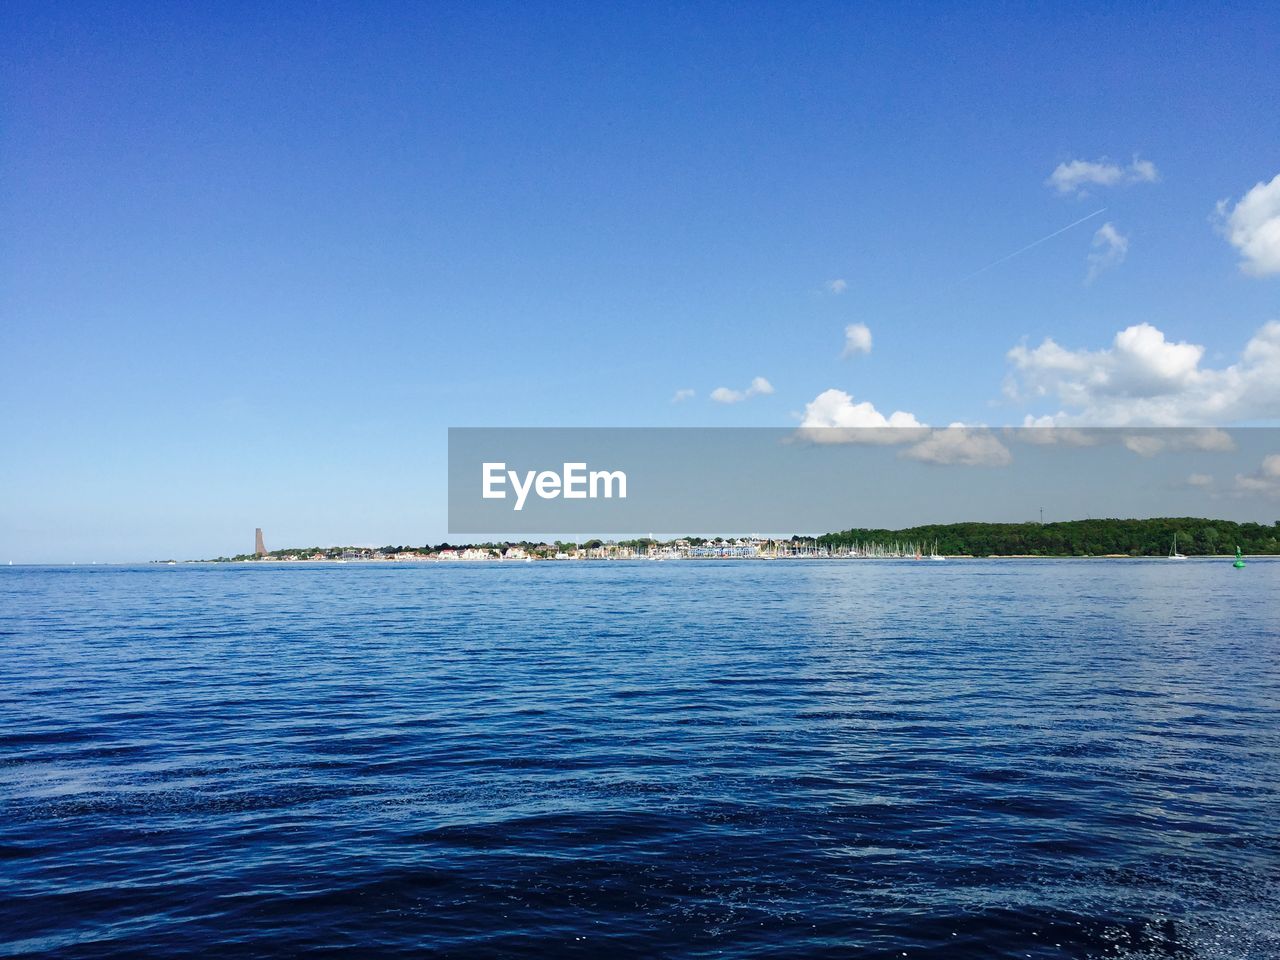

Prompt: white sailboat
xmin=927 ymin=539 xmax=946 ymax=560
xmin=1168 ymin=533 xmax=1187 ymax=560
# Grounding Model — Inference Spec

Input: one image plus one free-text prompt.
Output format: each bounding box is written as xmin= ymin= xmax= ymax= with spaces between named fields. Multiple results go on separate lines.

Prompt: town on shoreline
xmin=188 ymin=518 xmax=1280 ymax=563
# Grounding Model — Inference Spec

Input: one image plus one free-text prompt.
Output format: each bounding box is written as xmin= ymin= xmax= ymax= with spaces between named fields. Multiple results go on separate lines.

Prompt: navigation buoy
xmin=1233 ymin=545 xmax=1246 ymax=569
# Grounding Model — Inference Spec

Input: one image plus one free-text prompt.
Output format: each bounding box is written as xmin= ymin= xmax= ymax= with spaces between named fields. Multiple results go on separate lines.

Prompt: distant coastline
xmin=178 ymin=517 xmax=1280 ymax=563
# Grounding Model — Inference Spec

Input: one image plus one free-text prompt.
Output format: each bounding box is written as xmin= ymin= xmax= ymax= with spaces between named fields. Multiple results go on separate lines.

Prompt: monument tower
xmin=255 ymin=528 xmax=267 ymax=557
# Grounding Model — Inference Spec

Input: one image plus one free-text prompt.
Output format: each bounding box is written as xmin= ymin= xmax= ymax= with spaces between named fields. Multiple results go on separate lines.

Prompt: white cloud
xmin=903 ymin=425 xmax=1013 ymax=466
xmin=1086 ymin=222 xmax=1128 ymax=283
xmin=1005 ymin=321 xmax=1280 ymax=426
xmin=1046 ymin=155 xmax=1160 ymax=196
xmin=1235 ymin=475 xmax=1275 ymax=493
xmin=671 ymin=388 xmax=695 ymax=403
xmin=1234 ymin=453 xmax=1280 ymax=496
xmin=711 ymin=376 xmax=774 ymax=404
xmin=825 ymin=279 xmax=848 ymax=294
xmin=1013 ymin=422 xmax=1100 ymax=445
xmin=1121 ymin=429 xmax=1235 ymax=458
xmin=1012 ymin=425 xmax=1233 ymax=458
xmin=1187 ymin=473 xmax=1214 ymax=488
xmin=1123 ymin=435 xmax=1166 ymax=457
xmin=794 ymin=397 xmax=1011 ymax=467
xmin=842 ymin=323 xmax=872 ymax=358
xmin=797 ymin=398 xmax=1012 ymax=465
xmin=1010 ymin=322 xmax=1202 ymax=400
xmin=1129 ymin=157 xmax=1159 ymax=183
xmin=1216 ymin=172 xmax=1280 ymax=277
xmin=796 ymin=388 xmax=925 ymax=443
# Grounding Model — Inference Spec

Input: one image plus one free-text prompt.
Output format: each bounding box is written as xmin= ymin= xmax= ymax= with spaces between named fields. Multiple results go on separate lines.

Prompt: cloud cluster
xmin=671 ymin=388 xmax=695 ymax=403
xmin=902 ymin=425 xmax=1013 ymax=466
xmin=711 ymin=376 xmax=774 ymax=404
xmin=1216 ymin=172 xmax=1280 ymax=277
xmin=1234 ymin=453 xmax=1280 ymax=497
xmin=1086 ymin=222 xmax=1128 ymax=283
xmin=1011 ymin=427 xmax=1235 ymax=457
xmin=1119 ymin=429 xmax=1235 ymax=457
xmin=703 ymin=167 xmax=1279 ymax=457
xmin=1046 ymin=156 xmax=1159 ymax=196
xmin=842 ymin=323 xmax=872 ymax=358
xmin=799 ymin=389 xmax=923 ymax=433
xmin=1006 ymin=321 xmax=1280 ymax=426
xmin=797 ymin=391 xmax=1011 ymax=465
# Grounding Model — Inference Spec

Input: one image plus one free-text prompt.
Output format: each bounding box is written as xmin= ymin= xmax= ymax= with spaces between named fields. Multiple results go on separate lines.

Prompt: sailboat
xmin=928 ymin=539 xmax=946 ymax=560
xmin=1233 ymin=546 xmax=1246 ymax=569
xmin=1168 ymin=534 xmax=1187 ymax=560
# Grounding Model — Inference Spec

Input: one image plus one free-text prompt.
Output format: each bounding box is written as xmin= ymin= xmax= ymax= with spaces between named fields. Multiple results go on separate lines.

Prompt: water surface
xmin=1 ymin=560 xmax=1277 ymax=958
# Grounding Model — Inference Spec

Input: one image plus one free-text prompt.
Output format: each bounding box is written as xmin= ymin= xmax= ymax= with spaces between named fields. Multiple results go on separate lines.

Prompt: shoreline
xmin=152 ymin=553 xmax=1272 ymax=565
xmin=180 ymin=518 xmax=1280 ymax=565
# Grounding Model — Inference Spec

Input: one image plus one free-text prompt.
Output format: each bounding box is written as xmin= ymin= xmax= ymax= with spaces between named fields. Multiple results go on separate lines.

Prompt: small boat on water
xmin=927 ymin=539 xmax=946 ymax=560
xmin=1169 ymin=534 xmax=1187 ymax=560
xmin=1233 ymin=546 xmax=1246 ymax=569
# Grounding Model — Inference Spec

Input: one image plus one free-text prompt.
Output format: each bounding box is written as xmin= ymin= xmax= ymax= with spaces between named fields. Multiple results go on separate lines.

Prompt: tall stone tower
xmin=255 ymin=528 xmax=267 ymax=557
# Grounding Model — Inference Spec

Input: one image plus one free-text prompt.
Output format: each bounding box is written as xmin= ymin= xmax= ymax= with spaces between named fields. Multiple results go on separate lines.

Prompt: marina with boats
xmin=187 ymin=519 xmax=1278 ymax=565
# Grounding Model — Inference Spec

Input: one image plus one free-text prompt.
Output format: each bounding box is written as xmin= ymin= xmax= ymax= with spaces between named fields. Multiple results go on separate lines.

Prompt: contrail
xmin=886 ymin=206 xmax=1110 ymax=323
xmin=960 ymin=207 xmax=1107 ymax=281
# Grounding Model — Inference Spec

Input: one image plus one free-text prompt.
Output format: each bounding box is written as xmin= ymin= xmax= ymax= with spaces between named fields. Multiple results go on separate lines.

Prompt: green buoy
xmin=1233 ymin=545 xmax=1246 ymax=569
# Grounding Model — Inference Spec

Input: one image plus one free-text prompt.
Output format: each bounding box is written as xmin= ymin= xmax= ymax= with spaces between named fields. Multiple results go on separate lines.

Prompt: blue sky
xmin=2 ymin=2 xmax=1278 ymax=560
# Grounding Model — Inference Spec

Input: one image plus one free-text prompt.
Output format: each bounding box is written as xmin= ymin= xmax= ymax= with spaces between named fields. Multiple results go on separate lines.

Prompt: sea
xmin=1 ymin=560 xmax=1277 ymax=958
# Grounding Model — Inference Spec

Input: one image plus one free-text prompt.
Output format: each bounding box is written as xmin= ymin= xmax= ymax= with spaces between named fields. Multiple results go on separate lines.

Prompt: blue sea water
xmin=1 ymin=560 xmax=1278 ymax=959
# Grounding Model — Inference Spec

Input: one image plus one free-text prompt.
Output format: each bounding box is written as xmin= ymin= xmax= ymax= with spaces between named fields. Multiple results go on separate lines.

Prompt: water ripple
xmin=1 ymin=560 xmax=1278 ymax=958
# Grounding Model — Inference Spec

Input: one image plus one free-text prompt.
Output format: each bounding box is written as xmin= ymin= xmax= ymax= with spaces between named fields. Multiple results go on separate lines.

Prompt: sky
xmin=2 ymin=2 xmax=1279 ymax=561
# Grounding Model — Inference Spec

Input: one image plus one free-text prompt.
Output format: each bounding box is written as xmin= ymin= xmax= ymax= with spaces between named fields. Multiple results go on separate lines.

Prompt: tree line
xmin=817 ymin=517 xmax=1280 ymax=556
